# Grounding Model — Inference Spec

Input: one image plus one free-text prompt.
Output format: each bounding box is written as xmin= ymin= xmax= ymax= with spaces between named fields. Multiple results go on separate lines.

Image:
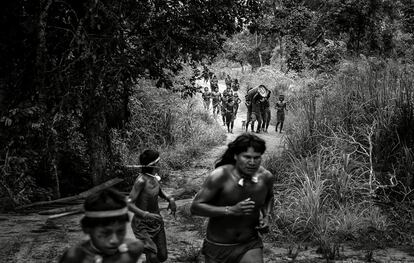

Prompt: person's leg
xmin=148 ymin=226 xmax=167 ymax=263
xmin=250 ymin=114 xmax=257 ymax=132
xmin=256 ymin=114 xmax=262 ymax=133
xmin=225 ymin=114 xmax=231 ymax=132
xmin=266 ymin=111 xmax=271 ymax=131
xmin=280 ymin=121 xmax=284 ymax=133
xmin=239 ymin=248 xmax=264 ymax=263
xmin=261 ymin=112 xmax=266 ymax=131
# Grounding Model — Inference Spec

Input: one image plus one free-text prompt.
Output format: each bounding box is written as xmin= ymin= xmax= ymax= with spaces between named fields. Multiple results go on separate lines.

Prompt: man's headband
xmin=84 ymin=207 xmax=128 ymax=218
xmin=125 ymin=156 xmax=160 ymax=168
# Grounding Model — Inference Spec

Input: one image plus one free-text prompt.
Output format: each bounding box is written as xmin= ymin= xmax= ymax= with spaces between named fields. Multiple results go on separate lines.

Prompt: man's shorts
xmin=202 ymin=237 xmax=263 ymax=263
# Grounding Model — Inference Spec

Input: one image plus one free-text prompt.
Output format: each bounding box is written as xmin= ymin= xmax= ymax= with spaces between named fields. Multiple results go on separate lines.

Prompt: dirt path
xmin=0 ymin=79 xmax=413 ymax=262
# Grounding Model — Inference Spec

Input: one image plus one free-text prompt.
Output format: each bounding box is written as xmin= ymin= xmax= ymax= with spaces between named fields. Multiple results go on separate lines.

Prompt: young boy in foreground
xmin=59 ymin=188 xmax=144 ymax=263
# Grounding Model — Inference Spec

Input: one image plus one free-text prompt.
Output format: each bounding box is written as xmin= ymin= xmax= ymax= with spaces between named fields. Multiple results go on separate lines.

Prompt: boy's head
xmin=204 ymin=87 xmax=208 ymax=92
xmin=81 ymin=188 xmax=129 ymax=255
xmin=140 ymin=149 xmax=160 ymax=174
xmin=279 ymin=94 xmax=285 ymax=101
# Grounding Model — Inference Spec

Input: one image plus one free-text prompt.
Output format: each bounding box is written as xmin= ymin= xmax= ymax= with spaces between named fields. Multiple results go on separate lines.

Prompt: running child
xmin=59 ymin=188 xmax=144 ymax=263
xmin=128 ymin=149 xmax=177 ymax=263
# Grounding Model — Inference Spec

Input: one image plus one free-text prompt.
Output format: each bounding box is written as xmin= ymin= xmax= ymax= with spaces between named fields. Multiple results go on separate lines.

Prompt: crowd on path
xmin=200 ymin=65 xmax=287 ymax=134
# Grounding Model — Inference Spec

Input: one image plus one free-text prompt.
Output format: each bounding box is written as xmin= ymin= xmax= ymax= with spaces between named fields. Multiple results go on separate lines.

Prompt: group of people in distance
xmin=59 ymin=133 xmax=273 ymax=263
xmin=202 ymin=74 xmax=241 ymax=133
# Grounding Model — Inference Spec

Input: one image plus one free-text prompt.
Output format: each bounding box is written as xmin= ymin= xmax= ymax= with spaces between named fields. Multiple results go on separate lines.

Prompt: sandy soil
xmin=0 ymin=79 xmax=413 ymax=262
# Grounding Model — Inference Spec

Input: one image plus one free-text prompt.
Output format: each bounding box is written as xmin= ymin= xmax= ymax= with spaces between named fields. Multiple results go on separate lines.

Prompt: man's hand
xmin=146 ymin=212 xmax=162 ymax=222
xmin=256 ymin=213 xmax=271 ymax=234
xmin=167 ymin=198 xmax=177 ymax=218
xmin=229 ymin=198 xmax=255 ymax=216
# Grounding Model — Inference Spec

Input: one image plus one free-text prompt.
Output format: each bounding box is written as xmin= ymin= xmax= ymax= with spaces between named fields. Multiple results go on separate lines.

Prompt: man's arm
xmin=261 ymin=171 xmax=275 ymax=222
xmin=127 ymin=177 xmax=150 ymax=218
xmin=159 ymin=187 xmax=176 ymax=217
xmin=190 ymin=169 xmax=228 ymax=217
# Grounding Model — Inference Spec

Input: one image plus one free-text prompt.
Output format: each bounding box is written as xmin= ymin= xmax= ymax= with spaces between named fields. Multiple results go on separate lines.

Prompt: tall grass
xmin=268 ymin=58 xmax=413 ymax=251
xmin=111 ymin=79 xmax=226 ymax=174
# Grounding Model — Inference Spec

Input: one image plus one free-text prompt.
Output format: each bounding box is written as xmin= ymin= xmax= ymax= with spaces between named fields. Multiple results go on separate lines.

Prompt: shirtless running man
xmin=191 ymin=133 xmax=274 ymax=263
xmin=128 ymin=149 xmax=177 ymax=263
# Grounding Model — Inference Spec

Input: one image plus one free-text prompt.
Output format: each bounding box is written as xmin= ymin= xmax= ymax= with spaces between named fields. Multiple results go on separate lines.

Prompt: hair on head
xmin=140 ymin=149 xmax=160 ymax=174
xmin=81 ymin=188 xmax=129 ymax=229
xmin=215 ymin=133 xmax=266 ymax=168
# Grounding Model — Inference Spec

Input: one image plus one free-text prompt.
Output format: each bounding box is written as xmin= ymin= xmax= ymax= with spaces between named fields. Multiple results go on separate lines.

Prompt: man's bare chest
xmin=220 ymin=181 xmax=268 ymax=207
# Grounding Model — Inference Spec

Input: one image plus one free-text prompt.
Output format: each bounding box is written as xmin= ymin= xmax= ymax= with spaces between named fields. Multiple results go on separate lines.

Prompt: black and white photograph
xmin=1 ymin=0 xmax=414 ymax=262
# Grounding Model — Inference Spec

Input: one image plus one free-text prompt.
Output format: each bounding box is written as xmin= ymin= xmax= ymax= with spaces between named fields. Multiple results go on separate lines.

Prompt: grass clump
xmin=111 ymin=79 xmax=226 ymax=177
xmin=266 ymin=58 xmax=413 ymax=255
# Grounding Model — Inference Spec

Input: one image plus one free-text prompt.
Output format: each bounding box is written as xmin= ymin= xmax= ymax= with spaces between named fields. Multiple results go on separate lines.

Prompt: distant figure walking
xmin=211 ymin=87 xmax=221 ymax=117
xmin=233 ymin=93 xmax=242 ymax=118
xmin=211 ymin=74 xmax=219 ymax=91
xmin=191 ymin=133 xmax=275 ymax=263
xmin=202 ymin=87 xmax=212 ymax=111
xmin=224 ymin=96 xmax=236 ymax=133
xmin=275 ymin=94 xmax=287 ymax=133
xmin=225 ymin=74 xmax=232 ymax=89
xmin=232 ymin=79 xmax=240 ymax=92
xmin=202 ymin=65 xmax=210 ymax=83
xmin=128 ymin=150 xmax=177 ymax=263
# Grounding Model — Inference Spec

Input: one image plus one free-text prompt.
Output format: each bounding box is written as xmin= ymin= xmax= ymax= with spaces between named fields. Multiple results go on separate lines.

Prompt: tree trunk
xmin=258 ymin=51 xmax=263 ymax=68
xmin=85 ymin=98 xmax=111 ymax=185
xmin=279 ymin=35 xmax=284 ymax=71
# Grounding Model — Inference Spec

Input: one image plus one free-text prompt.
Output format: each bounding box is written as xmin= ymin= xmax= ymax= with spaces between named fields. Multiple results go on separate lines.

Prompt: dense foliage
xmin=0 ymin=0 xmax=260 ymax=205
xmin=224 ymin=0 xmax=414 ymax=72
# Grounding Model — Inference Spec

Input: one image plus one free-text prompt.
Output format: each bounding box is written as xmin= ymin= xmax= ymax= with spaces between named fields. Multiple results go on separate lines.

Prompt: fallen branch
xmin=38 ymin=204 xmax=82 ymax=215
xmin=16 ymin=177 xmax=123 ymax=211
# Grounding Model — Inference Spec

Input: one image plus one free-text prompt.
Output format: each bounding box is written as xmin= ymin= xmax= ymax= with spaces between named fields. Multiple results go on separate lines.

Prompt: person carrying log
xmin=58 ymin=188 xmax=144 ymax=263
xmin=245 ymin=85 xmax=269 ymax=133
xmin=191 ymin=133 xmax=275 ymax=263
xmin=127 ymin=150 xmax=177 ymax=263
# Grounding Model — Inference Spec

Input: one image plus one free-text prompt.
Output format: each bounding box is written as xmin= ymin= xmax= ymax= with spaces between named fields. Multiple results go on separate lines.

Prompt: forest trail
xmin=0 ymin=79 xmax=413 ymax=262
xmin=135 ymin=79 xmax=287 ymax=262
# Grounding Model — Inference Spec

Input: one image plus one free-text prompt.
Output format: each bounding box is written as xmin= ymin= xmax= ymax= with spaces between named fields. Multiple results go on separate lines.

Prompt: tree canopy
xmin=0 ymin=0 xmax=260 ymax=204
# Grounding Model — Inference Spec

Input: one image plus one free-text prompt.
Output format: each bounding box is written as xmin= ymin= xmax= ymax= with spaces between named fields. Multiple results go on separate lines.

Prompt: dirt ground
xmin=0 ymin=79 xmax=413 ymax=262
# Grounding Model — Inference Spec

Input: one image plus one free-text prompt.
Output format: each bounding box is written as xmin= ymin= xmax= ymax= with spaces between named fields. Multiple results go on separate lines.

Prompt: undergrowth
xmin=112 ymin=79 xmax=226 ymax=178
xmin=263 ymin=58 xmax=414 ymax=254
